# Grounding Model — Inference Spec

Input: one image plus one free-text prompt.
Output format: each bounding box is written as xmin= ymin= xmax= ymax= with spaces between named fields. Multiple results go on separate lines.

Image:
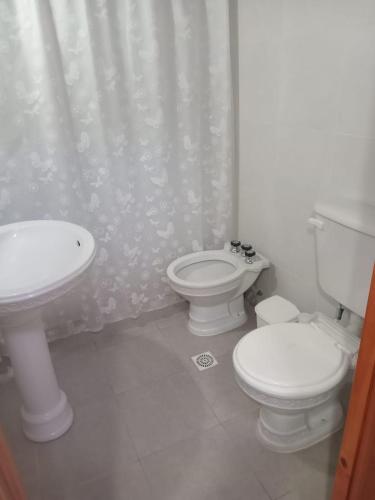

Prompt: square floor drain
xmin=191 ymin=352 xmax=218 ymax=371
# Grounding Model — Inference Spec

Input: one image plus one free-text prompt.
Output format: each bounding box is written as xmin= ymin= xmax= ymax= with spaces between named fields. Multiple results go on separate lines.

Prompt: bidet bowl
xmin=0 ymin=220 xmax=96 ymax=442
xmin=167 ymin=248 xmax=269 ymax=335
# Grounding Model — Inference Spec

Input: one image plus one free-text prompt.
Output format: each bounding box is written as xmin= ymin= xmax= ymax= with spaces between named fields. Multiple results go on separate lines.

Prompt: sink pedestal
xmin=2 ymin=309 xmax=73 ymax=442
xmin=0 ymin=219 xmax=95 ymax=441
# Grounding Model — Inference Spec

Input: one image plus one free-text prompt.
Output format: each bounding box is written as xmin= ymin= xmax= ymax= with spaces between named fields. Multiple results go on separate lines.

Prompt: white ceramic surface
xmin=167 ymin=246 xmax=269 ymax=336
xmin=0 ymin=220 xmax=95 ymax=442
xmin=314 ymin=199 xmax=375 ymax=318
xmin=0 ymin=220 xmax=95 ymax=314
xmin=234 ymin=322 xmax=349 ymax=398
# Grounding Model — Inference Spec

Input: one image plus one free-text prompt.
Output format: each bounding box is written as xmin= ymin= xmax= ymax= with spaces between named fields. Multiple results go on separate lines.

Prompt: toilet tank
xmin=313 ymin=198 xmax=375 ymax=318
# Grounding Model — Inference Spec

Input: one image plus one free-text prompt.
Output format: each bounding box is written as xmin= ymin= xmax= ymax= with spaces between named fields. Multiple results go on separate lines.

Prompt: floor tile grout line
xmin=113 ymin=375 xmax=223 ymax=462
xmin=218 ymin=411 xmax=270 ymax=485
xmin=162 ymin=420 xmax=276 ymax=500
xmin=68 ymin=457 xmax=149 ymax=492
xmin=258 ymin=475 xmax=276 ymax=500
xmin=254 ymin=469 xmax=291 ymax=500
xmin=210 ymin=393 xmax=261 ymax=424
xmin=184 ymin=354 xmax=253 ymax=420
xmin=137 ymin=454 xmax=160 ymax=499
xmin=137 ymin=422 xmax=225 ymax=464
xmin=111 ymin=390 xmax=147 ymax=465
xmin=274 ymin=491 xmax=295 ymax=500
xmin=95 ymin=323 xmax=185 ymax=363
xmin=109 ymin=362 xmax=189 ymax=397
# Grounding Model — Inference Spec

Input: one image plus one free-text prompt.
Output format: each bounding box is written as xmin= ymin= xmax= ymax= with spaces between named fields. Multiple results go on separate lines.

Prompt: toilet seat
xmin=233 ymin=322 xmax=350 ymax=399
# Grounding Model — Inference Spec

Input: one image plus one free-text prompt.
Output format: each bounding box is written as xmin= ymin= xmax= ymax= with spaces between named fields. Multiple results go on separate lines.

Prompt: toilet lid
xmin=233 ymin=322 xmax=349 ymax=398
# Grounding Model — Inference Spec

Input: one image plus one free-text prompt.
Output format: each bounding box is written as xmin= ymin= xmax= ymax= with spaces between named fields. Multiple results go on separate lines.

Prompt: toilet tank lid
xmin=315 ymin=198 xmax=375 ymax=238
xmin=255 ymin=295 xmax=300 ymax=324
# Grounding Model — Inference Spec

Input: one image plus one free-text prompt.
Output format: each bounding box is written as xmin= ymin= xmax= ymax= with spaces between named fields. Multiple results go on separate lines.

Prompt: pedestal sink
xmin=0 ymin=220 xmax=95 ymax=442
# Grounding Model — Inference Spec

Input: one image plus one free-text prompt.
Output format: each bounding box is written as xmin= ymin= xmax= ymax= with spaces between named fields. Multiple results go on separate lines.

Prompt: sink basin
xmin=0 ymin=220 xmax=95 ymax=313
xmin=0 ymin=220 xmax=96 ymax=442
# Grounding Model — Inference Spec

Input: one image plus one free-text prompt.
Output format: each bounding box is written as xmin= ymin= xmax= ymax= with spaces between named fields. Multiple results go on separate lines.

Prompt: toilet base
xmin=256 ymin=399 xmax=344 ymax=453
xmin=188 ymin=296 xmax=248 ymax=336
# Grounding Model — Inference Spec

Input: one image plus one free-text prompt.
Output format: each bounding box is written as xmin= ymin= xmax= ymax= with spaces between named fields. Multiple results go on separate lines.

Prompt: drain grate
xmin=191 ymin=352 xmax=218 ymax=371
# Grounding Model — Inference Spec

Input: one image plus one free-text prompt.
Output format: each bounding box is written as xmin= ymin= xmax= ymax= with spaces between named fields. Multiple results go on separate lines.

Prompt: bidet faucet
xmin=241 ymin=243 xmax=252 ymax=256
xmin=230 ymin=240 xmax=241 ymax=253
xmin=245 ymin=249 xmax=256 ymax=264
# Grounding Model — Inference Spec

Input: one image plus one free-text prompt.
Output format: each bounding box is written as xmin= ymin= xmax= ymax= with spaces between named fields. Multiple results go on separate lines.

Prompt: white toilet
xmin=167 ymin=242 xmax=269 ymax=336
xmin=233 ymin=197 xmax=375 ymax=453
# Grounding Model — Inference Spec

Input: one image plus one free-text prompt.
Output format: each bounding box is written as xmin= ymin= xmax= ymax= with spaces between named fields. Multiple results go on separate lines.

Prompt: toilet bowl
xmin=167 ymin=245 xmax=269 ymax=336
xmin=233 ymin=313 xmax=359 ymax=453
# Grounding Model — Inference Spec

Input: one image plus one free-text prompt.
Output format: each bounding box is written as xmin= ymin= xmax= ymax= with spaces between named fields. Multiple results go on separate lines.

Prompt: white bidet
xmin=167 ymin=244 xmax=269 ymax=336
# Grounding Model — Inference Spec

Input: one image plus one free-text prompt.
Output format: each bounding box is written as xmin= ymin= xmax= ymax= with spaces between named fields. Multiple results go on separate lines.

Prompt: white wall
xmin=238 ymin=0 xmax=375 ymax=314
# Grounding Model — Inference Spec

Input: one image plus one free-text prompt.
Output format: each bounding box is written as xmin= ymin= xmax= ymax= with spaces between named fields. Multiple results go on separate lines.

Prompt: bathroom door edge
xmin=332 ymin=265 xmax=375 ymax=500
xmin=0 ymin=427 xmax=27 ymax=500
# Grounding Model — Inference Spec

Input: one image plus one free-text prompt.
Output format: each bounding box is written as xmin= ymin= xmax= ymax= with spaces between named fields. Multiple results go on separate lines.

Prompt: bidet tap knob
xmin=241 ymin=243 xmax=252 ymax=256
xmin=245 ymin=250 xmax=256 ymax=264
xmin=230 ymin=240 xmax=241 ymax=253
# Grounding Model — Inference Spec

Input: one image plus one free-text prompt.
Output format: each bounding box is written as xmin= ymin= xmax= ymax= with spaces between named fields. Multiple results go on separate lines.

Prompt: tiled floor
xmin=0 ymin=303 xmax=342 ymax=500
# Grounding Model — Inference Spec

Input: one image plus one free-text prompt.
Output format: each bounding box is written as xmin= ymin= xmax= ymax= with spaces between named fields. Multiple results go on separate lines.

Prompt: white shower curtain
xmin=0 ymin=0 xmax=234 ymax=337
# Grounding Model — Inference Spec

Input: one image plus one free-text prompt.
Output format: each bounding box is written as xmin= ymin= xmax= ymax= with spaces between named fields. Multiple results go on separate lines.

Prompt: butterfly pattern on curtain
xmin=0 ymin=0 xmax=234 ymax=337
